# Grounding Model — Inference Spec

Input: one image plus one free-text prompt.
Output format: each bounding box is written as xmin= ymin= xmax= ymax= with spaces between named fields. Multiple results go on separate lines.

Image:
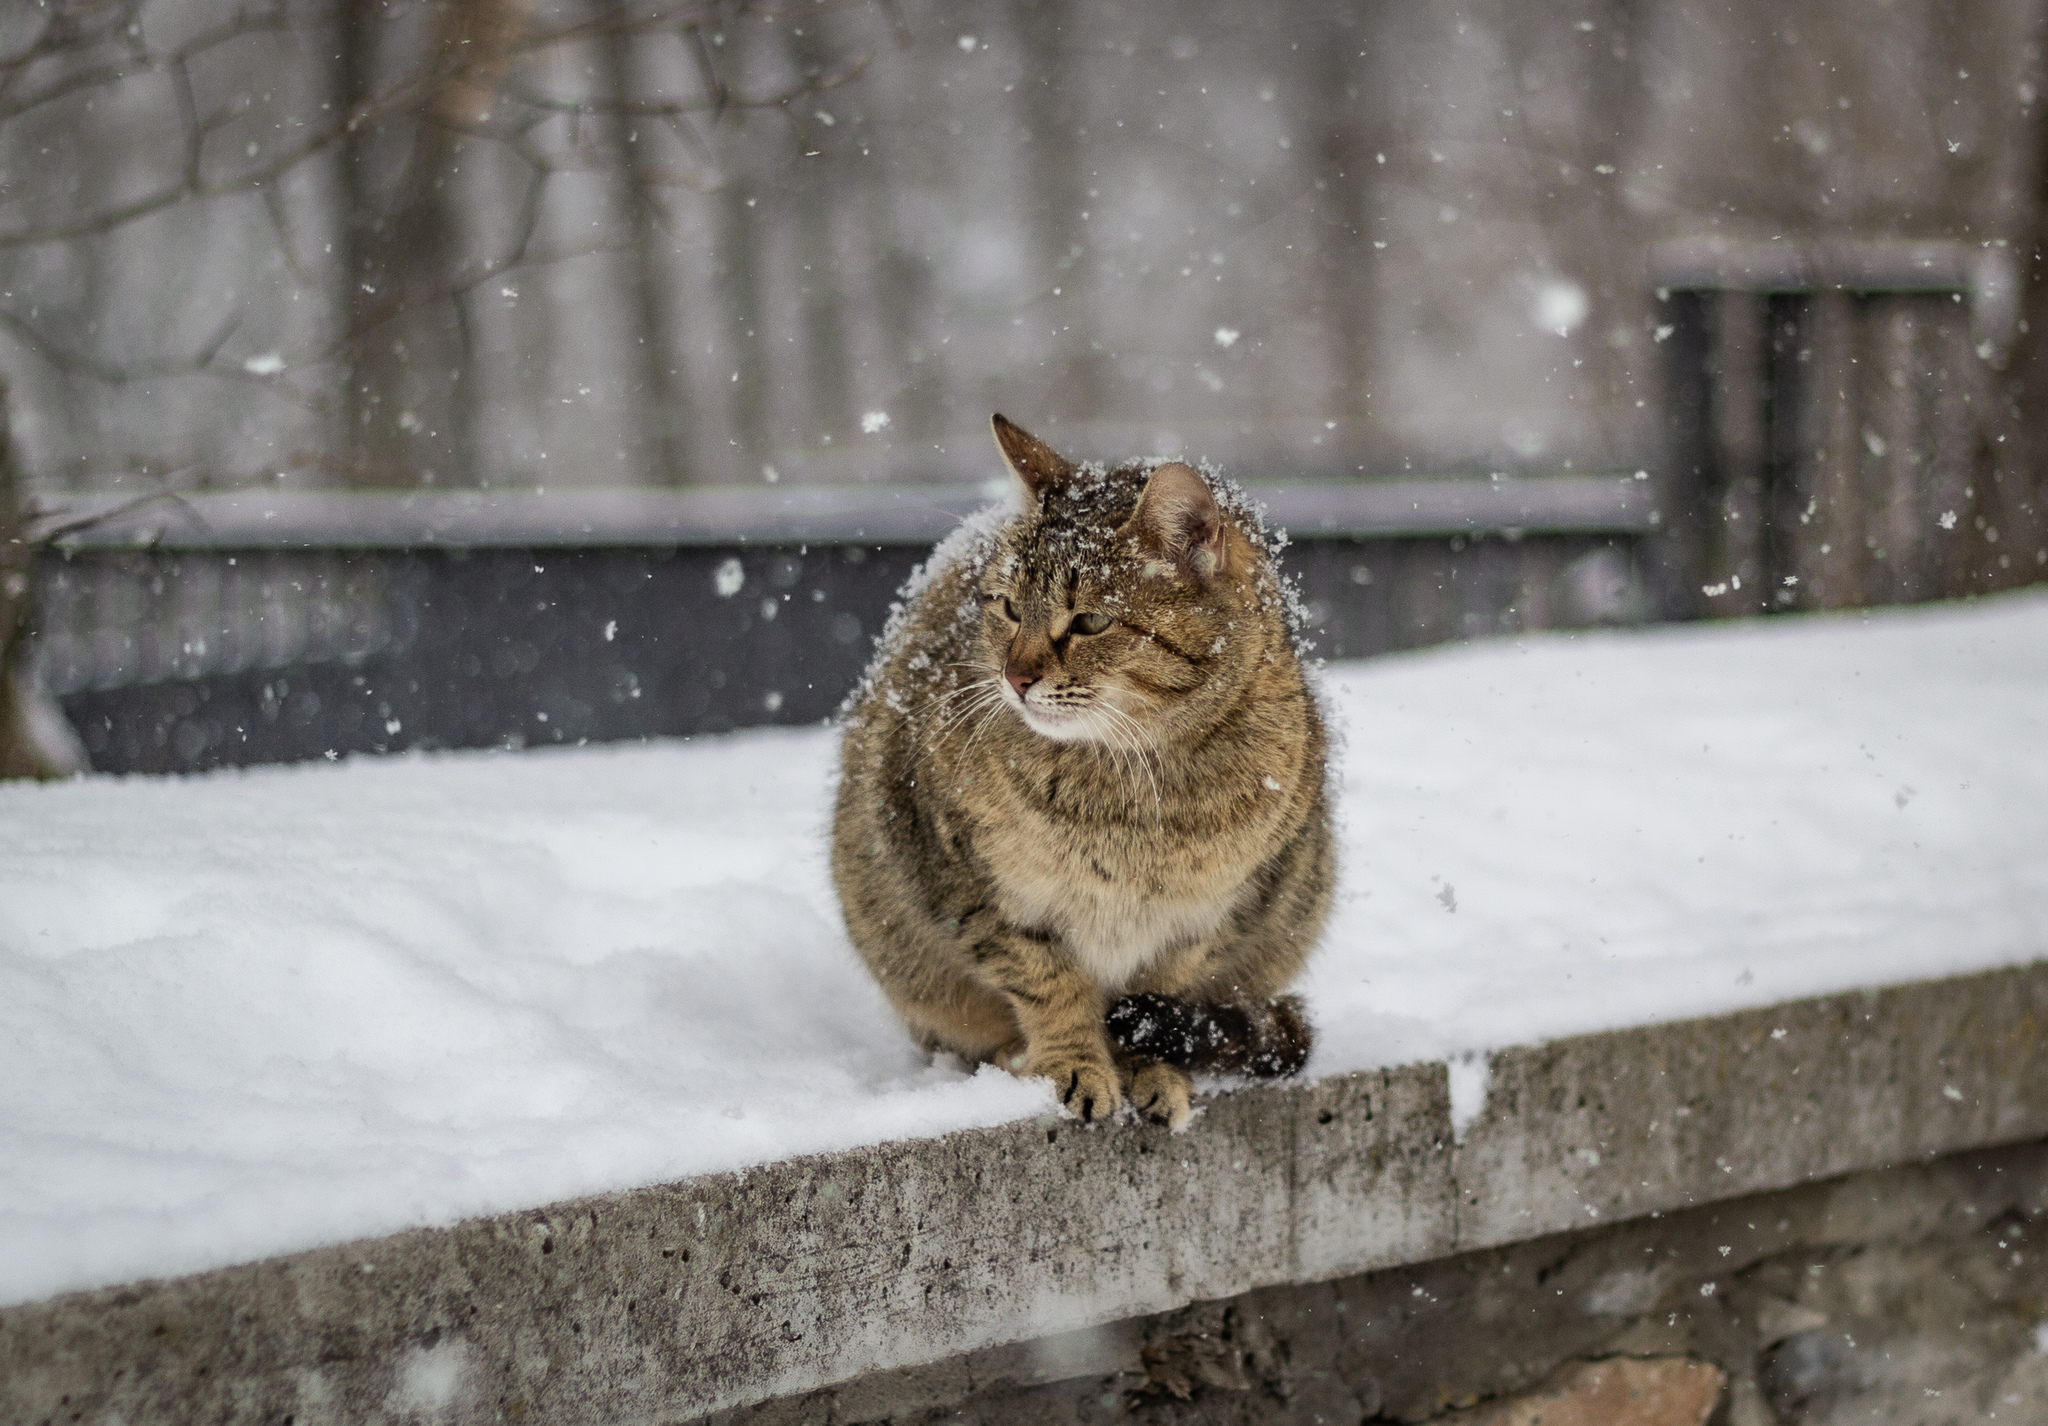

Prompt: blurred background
xmin=2 ymin=0 xmax=2045 ymax=775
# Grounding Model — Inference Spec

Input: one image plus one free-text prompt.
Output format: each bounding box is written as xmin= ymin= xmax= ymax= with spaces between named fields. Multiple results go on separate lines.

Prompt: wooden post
xmin=1654 ymin=290 xmax=1715 ymax=619
xmin=1803 ymin=289 xmax=1865 ymax=609
xmin=1926 ymin=305 xmax=1980 ymax=599
xmin=1708 ymin=290 xmax=1769 ymax=615
xmin=1862 ymin=296 xmax=1926 ymax=604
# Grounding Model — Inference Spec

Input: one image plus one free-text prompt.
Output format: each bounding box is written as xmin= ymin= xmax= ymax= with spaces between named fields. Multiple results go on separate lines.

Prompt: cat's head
xmin=973 ymin=414 xmax=1285 ymax=747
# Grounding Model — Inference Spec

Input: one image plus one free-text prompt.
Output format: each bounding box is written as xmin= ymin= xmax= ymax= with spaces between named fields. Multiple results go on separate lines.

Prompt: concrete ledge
xmin=1459 ymin=965 xmax=2048 ymax=1247
xmin=3 ymin=962 xmax=2043 ymax=1425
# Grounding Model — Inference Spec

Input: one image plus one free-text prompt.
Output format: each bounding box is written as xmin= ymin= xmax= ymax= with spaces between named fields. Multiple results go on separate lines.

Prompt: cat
xmin=831 ymin=415 xmax=1333 ymax=1129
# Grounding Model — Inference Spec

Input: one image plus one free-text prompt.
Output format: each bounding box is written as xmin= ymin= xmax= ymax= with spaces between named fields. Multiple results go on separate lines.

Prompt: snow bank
xmin=3 ymin=592 xmax=2045 ymax=1306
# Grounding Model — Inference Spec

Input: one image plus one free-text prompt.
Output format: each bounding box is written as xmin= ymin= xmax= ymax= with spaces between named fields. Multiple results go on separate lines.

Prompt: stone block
xmin=1449 ymin=1356 xmax=1723 ymax=1426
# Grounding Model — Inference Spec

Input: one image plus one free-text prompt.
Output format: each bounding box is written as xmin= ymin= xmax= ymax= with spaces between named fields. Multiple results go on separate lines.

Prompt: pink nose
xmin=1006 ymin=668 xmax=1038 ymax=699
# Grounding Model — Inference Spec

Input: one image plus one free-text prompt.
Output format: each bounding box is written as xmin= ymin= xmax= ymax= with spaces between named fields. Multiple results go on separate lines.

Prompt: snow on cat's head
xmin=974 ymin=415 xmax=1299 ymax=749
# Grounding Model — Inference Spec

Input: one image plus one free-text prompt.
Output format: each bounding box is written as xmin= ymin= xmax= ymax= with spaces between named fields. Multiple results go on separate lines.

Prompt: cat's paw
xmin=1127 ymin=1060 xmax=1194 ymax=1131
xmin=1036 ymin=1053 xmax=1121 ymax=1124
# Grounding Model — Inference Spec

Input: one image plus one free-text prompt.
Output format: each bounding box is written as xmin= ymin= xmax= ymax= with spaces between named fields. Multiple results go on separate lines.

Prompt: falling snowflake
xmin=1939 ymin=510 xmax=1958 ymax=530
xmin=1532 ymin=279 xmax=1588 ymax=336
xmin=242 ymin=353 xmax=285 ymax=376
xmin=861 ymin=411 xmax=891 ymax=434
xmin=1214 ymin=327 xmax=1240 ymax=348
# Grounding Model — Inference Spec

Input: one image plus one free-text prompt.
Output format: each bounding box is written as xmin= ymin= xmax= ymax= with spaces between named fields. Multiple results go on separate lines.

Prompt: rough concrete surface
xmin=1457 ymin=966 xmax=2048 ymax=1249
xmin=2 ymin=962 xmax=2044 ymax=1426
xmin=747 ymin=1140 xmax=2048 ymax=1425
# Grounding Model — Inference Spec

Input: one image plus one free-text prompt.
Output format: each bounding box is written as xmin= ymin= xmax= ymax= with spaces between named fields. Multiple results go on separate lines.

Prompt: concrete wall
xmin=3 ymin=961 xmax=2044 ymax=1425
xmin=765 ymin=1139 xmax=2048 ymax=1426
xmin=730 ymin=1141 xmax=2048 ymax=1424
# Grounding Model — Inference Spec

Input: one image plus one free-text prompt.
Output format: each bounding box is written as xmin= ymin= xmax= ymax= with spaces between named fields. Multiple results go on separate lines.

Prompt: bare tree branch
xmin=0 ymin=0 xmax=875 ymax=391
xmin=0 ymin=306 xmax=242 ymax=385
xmin=25 ymin=485 xmax=207 ymax=545
xmin=500 ymin=51 xmax=867 ymax=123
xmin=0 ymin=0 xmax=865 ymax=249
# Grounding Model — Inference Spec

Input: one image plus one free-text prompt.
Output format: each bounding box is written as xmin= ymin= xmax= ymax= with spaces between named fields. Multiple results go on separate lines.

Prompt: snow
xmin=3 ymin=591 xmax=2046 ymax=1307
xmin=1530 ymin=278 xmax=1589 ymax=336
xmin=1301 ymin=590 xmax=2048 ymax=1076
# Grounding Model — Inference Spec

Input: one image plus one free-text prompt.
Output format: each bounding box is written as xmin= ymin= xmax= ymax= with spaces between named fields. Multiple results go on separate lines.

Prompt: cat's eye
xmin=1070 ymin=611 xmax=1113 ymax=636
xmin=985 ymin=594 xmax=1019 ymax=622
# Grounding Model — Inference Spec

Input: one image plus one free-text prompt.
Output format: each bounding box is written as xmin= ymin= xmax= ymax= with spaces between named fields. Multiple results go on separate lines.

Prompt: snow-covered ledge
xmin=6 ymin=595 xmax=2046 ymax=1422
xmin=4 ymin=962 xmax=2044 ymax=1425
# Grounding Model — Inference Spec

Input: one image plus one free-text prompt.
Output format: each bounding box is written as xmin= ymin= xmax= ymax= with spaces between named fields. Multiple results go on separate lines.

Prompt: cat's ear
xmin=991 ymin=414 xmax=1074 ymax=498
xmin=1129 ymin=462 xmax=1227 ymax=578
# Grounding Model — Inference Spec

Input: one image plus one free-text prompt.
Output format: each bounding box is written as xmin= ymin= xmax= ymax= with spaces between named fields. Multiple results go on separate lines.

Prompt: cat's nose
xmin=1005 ymin=667 xmax=1038 ymax=698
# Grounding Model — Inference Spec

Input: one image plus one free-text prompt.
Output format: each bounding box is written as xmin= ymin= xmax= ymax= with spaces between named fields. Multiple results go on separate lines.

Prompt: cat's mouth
xmin=1015 ymin=702 xmax=1096 ymax=742
xmin=1005 ymin=684 xmax=1142 ymax=746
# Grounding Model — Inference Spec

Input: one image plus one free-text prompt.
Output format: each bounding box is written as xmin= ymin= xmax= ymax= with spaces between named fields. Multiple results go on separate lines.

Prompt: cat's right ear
xmin=991 ymin=414 xmax=1074 ymax=499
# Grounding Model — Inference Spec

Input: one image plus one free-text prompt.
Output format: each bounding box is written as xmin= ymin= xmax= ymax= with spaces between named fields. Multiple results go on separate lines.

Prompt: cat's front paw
xmin=1035 ymin=1053 xmax=1121 ymax=1124
xmin=1127 ymin=1060 xmax=1194 ymax=1131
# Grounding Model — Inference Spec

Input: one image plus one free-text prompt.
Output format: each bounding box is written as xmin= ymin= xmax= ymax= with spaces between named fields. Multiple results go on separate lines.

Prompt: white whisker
xmin=963 ymin=694 xmax=1011 ymax=752
xmin=935 ymin=688 xmax=1003 ymax=746
xmin=918 ymin=677 xmax=1003 ymax=748
xmin=1092 ymin=702 xmax=1162 ymax=815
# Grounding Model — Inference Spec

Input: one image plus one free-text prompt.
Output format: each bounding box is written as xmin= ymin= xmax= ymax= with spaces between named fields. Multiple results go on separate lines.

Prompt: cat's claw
xmin=1129 ymin=1061 xmax=1194 ymax=1131
xmin=1046 ymin=1058 xmax=1121 ymax=1124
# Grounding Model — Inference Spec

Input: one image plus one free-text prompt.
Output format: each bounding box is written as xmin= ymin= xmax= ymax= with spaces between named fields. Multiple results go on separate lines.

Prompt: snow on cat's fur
xmin=832 ymin=416 xmax=1330 ymax=1129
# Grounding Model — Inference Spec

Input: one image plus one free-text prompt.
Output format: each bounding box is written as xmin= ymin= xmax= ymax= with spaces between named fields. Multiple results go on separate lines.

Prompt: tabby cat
xmin=831 ymin=416 xmax=1333 ymax=1129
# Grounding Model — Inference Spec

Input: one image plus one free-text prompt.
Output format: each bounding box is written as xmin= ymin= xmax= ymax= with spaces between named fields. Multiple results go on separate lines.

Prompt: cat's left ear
xmin=991 ymin=414 xmax=1074 ymax=498
xmin=1129 ymin=462 xmax=1227 ymax=579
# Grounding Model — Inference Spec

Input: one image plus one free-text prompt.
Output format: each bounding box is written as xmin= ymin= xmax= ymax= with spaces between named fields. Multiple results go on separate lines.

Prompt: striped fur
xmin=831 ymin=416 xmax=1332 ymax=1130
